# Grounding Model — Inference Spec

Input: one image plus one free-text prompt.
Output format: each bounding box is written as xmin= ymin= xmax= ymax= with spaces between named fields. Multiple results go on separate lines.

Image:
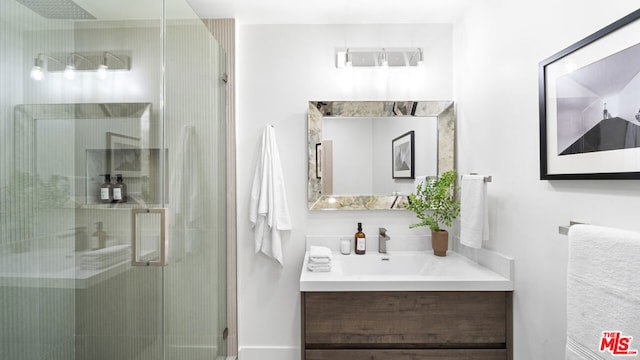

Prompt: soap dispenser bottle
xmin=75 ymin=226 xmax=88 ymax=251
xmin=91 ymin=221 xmax=107 ymax=250
xmin=113 ymin=174 xmax=127 ymax=203
xmin=354 ymin=222 xmax=366 ymax=255
xmin=100 ymin=174 xmax=112 ymax=203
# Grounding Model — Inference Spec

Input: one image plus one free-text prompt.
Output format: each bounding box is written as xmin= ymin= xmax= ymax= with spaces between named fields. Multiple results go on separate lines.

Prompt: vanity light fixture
xmin=29 ymin=51 xmax=131 ymax=81
xmin=97 ymin=53 xmax=109 ymax=80
xmin=96 ymin=52 xmax=127 ymax=79
xmin=336 ymin=47 xmax=424 ymax=68
xmin=63 ymin=54 xmax=77 ymax=80
xmin=345 ymin=48 xmax=353 ymax=67
xmin=30 ymin=53 xmax=65 ymax=81
xmin=30 ymin=55 xmax=44 ymax=81
xmin=380 ymin=48 xmax=389 ymax=67
xmin=65 ymin=53 xmax=96 ymax=80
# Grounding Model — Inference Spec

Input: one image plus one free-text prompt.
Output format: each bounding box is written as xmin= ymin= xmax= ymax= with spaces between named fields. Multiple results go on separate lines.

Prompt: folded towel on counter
xmin=309 ymin=246 xmax=332 ymax=262
xmin=80 ymin=245 xmax=131 ymax=270
xmin=307 ymin=262 xmax=331 ymax=272
xmin=460 ymin=174 xmax=489 ymax=248
xmin=566 ymin=224 xmax=640 ymax=360
xmin=81 ymin=244 xmax=131 ymax=259
xmin=307 ymin=246 xmax=333 ymax=272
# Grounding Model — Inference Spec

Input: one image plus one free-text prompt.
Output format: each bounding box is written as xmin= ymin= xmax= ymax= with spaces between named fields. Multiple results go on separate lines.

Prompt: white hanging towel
xmin=460 ymin=174 xmax=489 ymax=248
xmin=249 ymin=125 xmax=292 ymax=265
xmin=566 ymin=224 xmax=640 ymax=359
xmin=169 ymin=125 xmax=202 ymax=256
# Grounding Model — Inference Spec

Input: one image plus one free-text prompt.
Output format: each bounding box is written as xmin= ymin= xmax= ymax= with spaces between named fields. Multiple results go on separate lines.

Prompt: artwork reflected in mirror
xmin=392 ymin=130 xmax=415 ymax=179
xmin=308 ymin=101 xmax=455 ymax=210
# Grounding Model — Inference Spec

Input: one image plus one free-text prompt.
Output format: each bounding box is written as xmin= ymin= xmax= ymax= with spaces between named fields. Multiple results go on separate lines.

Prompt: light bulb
xmin=97 ymin=64 xmax=108 ymax=79
xmin=30 ymin=65 xmax=44 ymax=81
xmin=64 ymin=64 xmax=75 ymax=80
xmin=30 ymin=55 xmax=44 ymax=81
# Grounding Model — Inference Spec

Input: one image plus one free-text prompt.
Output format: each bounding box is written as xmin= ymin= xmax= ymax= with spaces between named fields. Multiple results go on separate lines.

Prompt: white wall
xmin=239 ymin=6 xmax=640 ymax=359
xmin=371 ymin=116 xmax=438 ymax=194
xmin=454 ymin=1 xmax=640 ymax=359
xmin=323 ymin=117 xmax=374 ymax=195
xmin=237 ymin=23 xmax=452 ymax=360
xmin=324 ymin=116 xmax=437 ymax=196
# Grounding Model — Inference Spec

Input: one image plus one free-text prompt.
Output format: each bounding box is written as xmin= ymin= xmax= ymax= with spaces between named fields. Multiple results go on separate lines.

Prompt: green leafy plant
xmin=407 ymin=169 xmax=460 ymax=232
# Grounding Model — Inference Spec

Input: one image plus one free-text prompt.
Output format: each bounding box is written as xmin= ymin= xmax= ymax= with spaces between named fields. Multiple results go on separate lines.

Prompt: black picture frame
xmin=315 ymin=142 xmax=322 ymax=179
xmin=392 ymin=130 xmax=415 ymax=179
xmin=106 ymin=132 xmax=141 ymax=178
xmin=539 ymin=9 xmax=640 ymax=180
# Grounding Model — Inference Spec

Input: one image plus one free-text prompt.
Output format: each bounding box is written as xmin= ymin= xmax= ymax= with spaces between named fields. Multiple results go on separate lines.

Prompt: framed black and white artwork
xmin=392 ymin=130 xmax=415 ymax=179
xmin=539 ymin=9 xmax=640 ymax=180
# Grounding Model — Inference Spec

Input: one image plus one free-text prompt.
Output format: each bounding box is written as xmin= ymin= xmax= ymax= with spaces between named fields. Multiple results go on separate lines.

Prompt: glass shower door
xmin=0 ymin=0 xmax=228 ymax=359
xmin=163 ymin=7 xmax=228 ymax=358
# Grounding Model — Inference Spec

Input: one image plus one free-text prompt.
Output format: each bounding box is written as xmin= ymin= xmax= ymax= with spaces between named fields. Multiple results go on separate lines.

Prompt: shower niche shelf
xmin=85 ymin=148 xmax=167 ymax=206
xmin=80 ymin=201 xmax=164 ymax=210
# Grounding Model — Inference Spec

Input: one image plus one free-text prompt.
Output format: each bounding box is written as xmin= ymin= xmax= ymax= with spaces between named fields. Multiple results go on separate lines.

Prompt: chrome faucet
xmin=378 ymin=228 xmax=390 ymax=254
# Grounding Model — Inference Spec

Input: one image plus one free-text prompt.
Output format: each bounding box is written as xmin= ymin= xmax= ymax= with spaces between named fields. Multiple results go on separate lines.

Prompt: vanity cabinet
xmin=301 ymin=291 xmax=512 ymax=360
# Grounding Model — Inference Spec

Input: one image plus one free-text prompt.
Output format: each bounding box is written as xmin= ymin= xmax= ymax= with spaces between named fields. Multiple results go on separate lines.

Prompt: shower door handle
xmin=131 ymin=208 xmax=169 ymax=267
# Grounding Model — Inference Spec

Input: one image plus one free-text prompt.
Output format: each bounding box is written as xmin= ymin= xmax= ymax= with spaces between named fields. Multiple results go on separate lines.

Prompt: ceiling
xmin=11 ymin=0 xmax=475 ymax=23
xmin=185 ymin=0 xmax=476 ymax=24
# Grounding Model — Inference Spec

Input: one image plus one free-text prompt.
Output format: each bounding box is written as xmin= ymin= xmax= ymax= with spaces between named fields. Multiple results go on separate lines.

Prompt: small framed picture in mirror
xmin=392 ymin=130 xmax=415 ymax=179
xmin=315 ymin=142 xmax=322 ymax=179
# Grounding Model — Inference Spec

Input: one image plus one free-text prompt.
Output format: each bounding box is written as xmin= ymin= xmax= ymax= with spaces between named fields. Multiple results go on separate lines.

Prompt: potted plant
xmin=407 ymin=169 xmax=460 ymax=256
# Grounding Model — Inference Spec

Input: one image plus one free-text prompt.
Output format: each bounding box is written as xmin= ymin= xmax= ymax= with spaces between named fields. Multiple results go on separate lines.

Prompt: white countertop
xmin=300 ymin=249 xmax=514 ymax=292
xmin=0 ymin=248 xmax=133 ymax=289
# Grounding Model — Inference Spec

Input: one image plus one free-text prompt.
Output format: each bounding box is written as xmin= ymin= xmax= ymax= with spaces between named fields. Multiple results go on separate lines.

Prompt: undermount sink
xmin=300 ymin=235 xmax=514 ymax=292
xmin=341 ymin=252 xmax=429 ymax=276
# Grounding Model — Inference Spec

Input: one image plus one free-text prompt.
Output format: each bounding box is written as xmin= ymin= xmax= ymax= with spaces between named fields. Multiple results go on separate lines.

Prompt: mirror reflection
xmin=308 ymin=101 xmax=455 ymax=211
xmin=323 ymin=116 xmax=437 ymax=196
xmin=14 ymin=103 xmax=164 ymax=206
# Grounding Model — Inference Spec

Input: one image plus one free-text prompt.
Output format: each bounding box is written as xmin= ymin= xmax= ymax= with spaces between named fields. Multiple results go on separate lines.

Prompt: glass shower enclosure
xmin=0 ymin=0 xmax=228 ymax=359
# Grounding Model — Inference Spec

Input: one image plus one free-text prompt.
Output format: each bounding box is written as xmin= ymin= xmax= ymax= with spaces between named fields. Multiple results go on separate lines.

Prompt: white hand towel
xmin=566 ymin=224 xmax=640 ymax=359
xmin=169 ymin=125 xmax=202 ymax=256
xmin=307 ymin=262 xmax=332 ymax=272
xmin=249 ymin=125 xmax=292 ymax=266
xmin=309 ymin=245 xmax=333 ymax=263
xmin=460 ymin=174 xmax=489 ymax=248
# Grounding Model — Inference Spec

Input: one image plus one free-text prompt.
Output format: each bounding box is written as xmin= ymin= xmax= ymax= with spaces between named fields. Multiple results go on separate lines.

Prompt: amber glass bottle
xmin=355 ymin=222 xmax=366 ymax=255
xmin=100 ymin=174 xmax=112 ymax=203
xmin=113 ymin=174 xmax=128 ymax=203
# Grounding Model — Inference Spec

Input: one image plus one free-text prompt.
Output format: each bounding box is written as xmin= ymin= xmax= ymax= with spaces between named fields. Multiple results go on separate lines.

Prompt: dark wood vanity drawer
xmin=304 ymin=291 xmax=509 ymax=347
xmin=305 ymin=349 xmax=507 ymax=360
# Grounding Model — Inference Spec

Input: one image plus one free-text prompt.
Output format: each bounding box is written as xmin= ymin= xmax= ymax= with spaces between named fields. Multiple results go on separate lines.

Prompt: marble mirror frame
xmin=14 ymin=103 xmax=154 ymax=207
xmin=308 ymin=100 xmax=455 ymax=210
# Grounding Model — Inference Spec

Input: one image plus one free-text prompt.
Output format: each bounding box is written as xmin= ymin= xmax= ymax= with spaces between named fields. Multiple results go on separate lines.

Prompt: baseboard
xmin=238 ymin=346 xmax=299 ymax=360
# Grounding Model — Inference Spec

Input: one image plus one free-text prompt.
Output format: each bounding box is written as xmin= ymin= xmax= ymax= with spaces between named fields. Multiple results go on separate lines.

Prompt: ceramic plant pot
xmin=431 ymin=230 xmax=449 ymax=257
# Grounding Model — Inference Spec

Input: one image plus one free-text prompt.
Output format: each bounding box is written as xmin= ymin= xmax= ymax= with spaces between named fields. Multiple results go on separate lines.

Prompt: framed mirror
xmin=13 ymin=103 xmax=165 ymax=207
xmin=308 ymin=101 xmax=455 ymax=210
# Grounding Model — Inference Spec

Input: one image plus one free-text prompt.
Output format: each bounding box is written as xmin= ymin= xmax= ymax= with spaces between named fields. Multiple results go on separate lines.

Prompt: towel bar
xmin=558 ymin=221 xmax=586 ymax=235
xmin=461 ymin=173 xmax=492 ymax=183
